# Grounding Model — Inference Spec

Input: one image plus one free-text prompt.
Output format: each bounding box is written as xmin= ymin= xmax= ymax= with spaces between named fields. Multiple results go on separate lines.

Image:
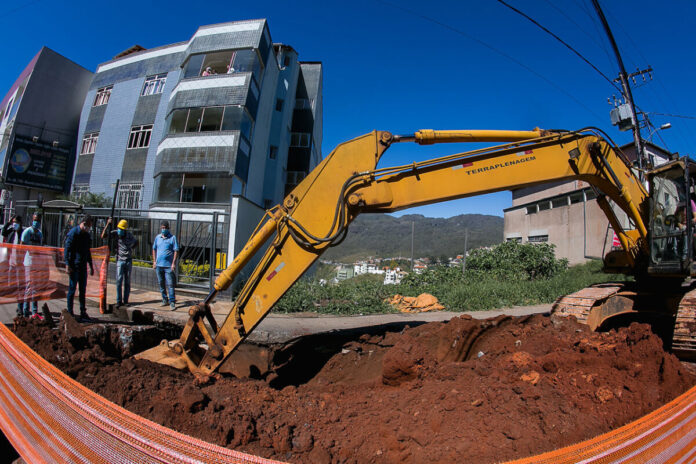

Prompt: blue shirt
xmin=21 ymin=226 xmax=43 ymax=246
xmin=153 ymin=233 xmax=179 ymax=268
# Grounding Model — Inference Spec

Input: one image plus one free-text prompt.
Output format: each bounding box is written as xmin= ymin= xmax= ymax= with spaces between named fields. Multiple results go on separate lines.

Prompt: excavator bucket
xmin=134 ymin=339 xmax=188 ymax=370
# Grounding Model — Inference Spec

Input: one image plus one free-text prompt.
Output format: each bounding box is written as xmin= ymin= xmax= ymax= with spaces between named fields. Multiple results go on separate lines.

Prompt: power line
xmin=375 ymin=0 xmax=607 ymax=123
xmin=495 ymin=0 xmax=620 ymax=93
xmin=541 ymin=0 xmax=614 ymax=67
xmin=648 ymin=112 xmax=696 ymax=121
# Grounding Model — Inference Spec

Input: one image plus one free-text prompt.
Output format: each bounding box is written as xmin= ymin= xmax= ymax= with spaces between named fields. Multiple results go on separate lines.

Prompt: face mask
xmin=32 ymin=221 xmax=39 ymax=229
xmin=12 ymin=223 xmax=19 ymax=230
xmin=161 ymin=228 xmax=170 ymax=237
xmin=117 ymin=229 xmax=125 ymax=237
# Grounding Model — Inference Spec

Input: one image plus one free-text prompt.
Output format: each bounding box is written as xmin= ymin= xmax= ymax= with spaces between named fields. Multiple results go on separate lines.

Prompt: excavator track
xmin=553 ymin=283 xmax=696 ymax=359
xmin=673 ymin=287 xmax=696 ymax=358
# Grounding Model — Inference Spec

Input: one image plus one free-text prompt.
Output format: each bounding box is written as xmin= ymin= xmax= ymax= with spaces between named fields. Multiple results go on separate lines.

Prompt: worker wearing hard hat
xmin=101 ymin=217 xmax=138 ymax=307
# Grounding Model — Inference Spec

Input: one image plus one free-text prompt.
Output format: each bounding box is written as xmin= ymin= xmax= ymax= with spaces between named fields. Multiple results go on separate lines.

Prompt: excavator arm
xmin=144 ymin=128 xmax=648 ymax=375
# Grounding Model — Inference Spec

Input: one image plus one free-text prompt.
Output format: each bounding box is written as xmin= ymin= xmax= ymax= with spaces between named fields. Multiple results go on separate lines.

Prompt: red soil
xmin=13 ymin=313 xmax=696 ymax=464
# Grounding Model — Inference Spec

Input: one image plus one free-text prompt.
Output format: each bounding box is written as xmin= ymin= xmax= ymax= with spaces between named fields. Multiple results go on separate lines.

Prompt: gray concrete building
xmin=503 ymin=142 xmax=672 ymax=264
xmin=72 ymin=20 xmax=322 ymax=268
xmin=0 ymin=47 xmax=92 ymax=219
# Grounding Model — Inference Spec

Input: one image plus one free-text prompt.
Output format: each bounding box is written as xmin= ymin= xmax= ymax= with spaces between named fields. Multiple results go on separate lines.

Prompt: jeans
xmin=9 ymin=264 xmax=24 ymax=316
xmin=116 ymin=260 xmax=132 ymax=304
xmin=23 ymin=265 xmax=38 ymax=316
xmin=67 ymin=266 xmax=87 ymax=315
xmin=156 ymin=266 xmax=175 ymax=304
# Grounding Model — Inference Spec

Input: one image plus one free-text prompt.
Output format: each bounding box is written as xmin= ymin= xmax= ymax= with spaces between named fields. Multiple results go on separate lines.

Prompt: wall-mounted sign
xmin=5 ymin=135 xmax=71 ymax=192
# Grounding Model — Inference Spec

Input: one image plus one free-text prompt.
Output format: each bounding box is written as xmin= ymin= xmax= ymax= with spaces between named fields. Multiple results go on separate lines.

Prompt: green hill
xmin=321 ymin=213 xmax=503 ymax=263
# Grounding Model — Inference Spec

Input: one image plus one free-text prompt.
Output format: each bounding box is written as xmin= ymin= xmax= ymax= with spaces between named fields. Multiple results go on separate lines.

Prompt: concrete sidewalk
xmin=0 ymin=282 xmax=553 ymax=344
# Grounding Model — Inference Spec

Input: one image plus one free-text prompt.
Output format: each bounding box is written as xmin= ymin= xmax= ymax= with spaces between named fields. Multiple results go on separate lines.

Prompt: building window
xmin=526 ymin=205 xmax=537 ymax=215
xmin=168 ymin=106 xmax=253 ymax=141
xmin=290 ymin=132 xmax=311 ymax=148
xmin=283 ymin=55 xmax=290 ymax=67
xmin=528 ymin=235 xmax=549 ymax=243
xmin=569 ymin=192 xmax=584 ymax=204
xmin=93 ymin=86 xmax=113 ymax=106
xmin=506 ymin=237 xmax=522 ymax=243
xmin=275 ymin=99 xmax=283 ymax=112
xmin=116 ymin=183 xmax=143 ymax=209
xmin=586 ymin=190 xmax=597 ymax=200
xmin=286 ymin=171 xmax=306 ymax=186
xmin=537 ymin=201 xmax=551 ymax=211
xmin=141 ymin=74 xmax=167 ymax=96
xmin=295 ymin=98 xmax=313 ymax=110
xmin=127 ymin=125 xmax=153 ymax=149
xmin=263 ymin=199 xmax=273 ymax=209
xmin=551 ymin=197 xmax=568 ymax=208
xmin=269 ymin=145 xmax=278 ymax=159
xmin=80 ymin=133 xmax=98 ymax=155
xmin=72 ymin=184 xmax=89 ymax=198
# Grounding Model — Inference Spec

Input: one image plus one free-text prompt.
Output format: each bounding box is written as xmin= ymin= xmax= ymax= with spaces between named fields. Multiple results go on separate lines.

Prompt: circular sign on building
xmin=9 ymin=148 xmax=31 ymax=173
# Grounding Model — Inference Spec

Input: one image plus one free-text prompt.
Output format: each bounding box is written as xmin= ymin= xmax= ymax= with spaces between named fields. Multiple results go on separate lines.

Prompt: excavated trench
xmin=11 ymin=311 xmax=696 ymax=464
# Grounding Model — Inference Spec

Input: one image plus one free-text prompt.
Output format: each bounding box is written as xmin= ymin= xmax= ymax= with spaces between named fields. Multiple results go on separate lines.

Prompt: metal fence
xmin=28 ymin=207 xmax=231 ymax=295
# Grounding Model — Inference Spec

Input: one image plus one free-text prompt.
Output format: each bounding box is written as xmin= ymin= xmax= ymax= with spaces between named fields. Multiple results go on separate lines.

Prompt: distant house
xmin=336 ymin=266 xmax=355 ymax=281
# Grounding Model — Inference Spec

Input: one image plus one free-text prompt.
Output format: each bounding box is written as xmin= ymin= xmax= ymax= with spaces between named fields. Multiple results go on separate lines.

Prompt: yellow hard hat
xmin=117 ymin=219 xmax=128 ymax=230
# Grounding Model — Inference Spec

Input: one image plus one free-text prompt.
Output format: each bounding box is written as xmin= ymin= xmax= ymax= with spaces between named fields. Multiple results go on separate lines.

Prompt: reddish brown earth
xmin=13 ymin=313 xmax=696 ymax=464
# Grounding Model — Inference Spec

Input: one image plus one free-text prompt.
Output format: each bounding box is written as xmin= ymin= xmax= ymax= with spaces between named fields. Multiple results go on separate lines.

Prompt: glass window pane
xmin=183 ymin=54 xmax=205 ymax=79
xmin=200 ymin=107 xmax=223 ymax=132
xmin=154 ymin=174 xmax=183 ymax=202
xmin=185 ymin=108 xmax=203 ymax=132
xmin=201 ymin=51 xmax=234 ymax=76
xmin=169 ymin=110 xmax=188 ymax=134
xmin=221 ymin=106 xmax=241 ymax=131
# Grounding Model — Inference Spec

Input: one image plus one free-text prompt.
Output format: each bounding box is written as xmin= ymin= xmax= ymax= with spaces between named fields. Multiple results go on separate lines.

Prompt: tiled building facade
xmin=73 ymin=20 xmax=322 ymax=215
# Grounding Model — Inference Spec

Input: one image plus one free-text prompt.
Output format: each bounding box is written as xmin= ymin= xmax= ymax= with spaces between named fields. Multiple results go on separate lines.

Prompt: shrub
xmin=465 ymin=241 xmax=568 ymax=280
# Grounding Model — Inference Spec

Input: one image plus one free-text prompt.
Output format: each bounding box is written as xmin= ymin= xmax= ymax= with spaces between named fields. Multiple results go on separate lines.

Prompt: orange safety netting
xmin=0 ymin=322 xmax=284 ymax=463
xmin=0 ymin=243 xmax=108 ymax=307
xmin=0 ymin=320 xmax=694 ymax=462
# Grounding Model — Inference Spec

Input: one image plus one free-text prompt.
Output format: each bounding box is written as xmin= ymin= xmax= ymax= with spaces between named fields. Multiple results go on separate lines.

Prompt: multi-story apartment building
xmin=72 ymin=19 xmax=322 ymax=266
xmin=0 ymin=47 xmax=92 ymax=218
xmin=503 ymin=141 xmax=671 ymax=264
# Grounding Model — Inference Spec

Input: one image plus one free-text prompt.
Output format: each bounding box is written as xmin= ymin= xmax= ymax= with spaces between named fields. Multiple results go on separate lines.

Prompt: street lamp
xmin=647 ymin=122 xmax=671 ymax=142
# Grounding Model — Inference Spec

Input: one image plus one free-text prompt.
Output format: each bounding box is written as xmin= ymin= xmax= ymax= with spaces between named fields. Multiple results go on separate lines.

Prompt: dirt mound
xmin=13 ymin=313 xmax=696 ymax=464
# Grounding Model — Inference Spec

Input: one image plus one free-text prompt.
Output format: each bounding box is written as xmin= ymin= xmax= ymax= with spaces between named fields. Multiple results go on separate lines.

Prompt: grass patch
xmin=275 ymin=260 xmax=629 ymax=315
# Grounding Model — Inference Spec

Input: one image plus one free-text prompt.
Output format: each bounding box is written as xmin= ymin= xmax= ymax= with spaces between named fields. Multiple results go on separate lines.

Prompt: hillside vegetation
xmin=321 ymin=213 xmax=503 ymax=262
xmin=276 ymin=241 xmax=629 ymax=315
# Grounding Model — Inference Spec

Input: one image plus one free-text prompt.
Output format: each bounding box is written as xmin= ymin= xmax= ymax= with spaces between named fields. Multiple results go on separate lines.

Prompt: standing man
xmin=21 ymin=213 xmax=44 ymax=319
xmin=64 ymin=215 xmax=94 ymax=320
xmin=152 ymin=220 xmax=179 ymax=310
xmin=2 ymin=215 xmax=24 ymax=316
xmin=101 ymin=218 xmax=138 ymax=307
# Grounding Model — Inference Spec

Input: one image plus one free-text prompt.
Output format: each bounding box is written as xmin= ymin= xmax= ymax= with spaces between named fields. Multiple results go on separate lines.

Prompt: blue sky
xmin=1 ymin=0 xmax=694 ymax=218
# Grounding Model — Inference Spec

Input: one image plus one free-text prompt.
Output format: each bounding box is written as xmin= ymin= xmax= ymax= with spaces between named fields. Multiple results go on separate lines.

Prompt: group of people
xmin=200 ymin=64 xmax=235 ymax=77
xmin=1 ymin=214 xmax=181 ymax=321
xmin=1 ymin=213 xmax=45 ymax=319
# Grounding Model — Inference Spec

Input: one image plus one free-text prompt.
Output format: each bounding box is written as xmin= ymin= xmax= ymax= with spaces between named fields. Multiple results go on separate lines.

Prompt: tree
xmin=57 ymin=192 xmax=112 ymax=208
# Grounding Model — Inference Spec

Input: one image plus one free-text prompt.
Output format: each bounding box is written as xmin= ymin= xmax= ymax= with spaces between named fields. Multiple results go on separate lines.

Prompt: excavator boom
xmin=138 ymin=128 xmax=650 ymax=374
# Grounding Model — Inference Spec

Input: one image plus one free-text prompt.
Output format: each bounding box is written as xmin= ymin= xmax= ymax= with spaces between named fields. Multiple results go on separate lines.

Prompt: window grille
xmin=127 ymin=125 xmax=153 ymax=149
xmin=141 ymin=74 xmax=167 ymax=96
xmin=80 ymin=133 xmax=98 ymax=155
xmin=93 ymin=86 xmax=113 ymax=106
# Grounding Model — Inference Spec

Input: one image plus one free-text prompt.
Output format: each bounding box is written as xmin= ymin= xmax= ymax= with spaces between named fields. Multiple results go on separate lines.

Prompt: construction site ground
xmin=4 ymin=284 xmax=696 ymax=463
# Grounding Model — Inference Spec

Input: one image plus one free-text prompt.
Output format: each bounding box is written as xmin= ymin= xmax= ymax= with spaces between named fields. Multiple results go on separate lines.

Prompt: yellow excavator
xmin=139 ymin=128 xmax=696 ymax=374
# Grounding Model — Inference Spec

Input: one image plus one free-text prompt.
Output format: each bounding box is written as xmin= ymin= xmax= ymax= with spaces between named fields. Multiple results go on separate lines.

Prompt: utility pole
xmin=462 ymin=228 xmax=468 ymax=275
xmin=591 ymin=0 xmax=645 ymax=178
xmin=410 ymin=220 xmax=414 ymax=272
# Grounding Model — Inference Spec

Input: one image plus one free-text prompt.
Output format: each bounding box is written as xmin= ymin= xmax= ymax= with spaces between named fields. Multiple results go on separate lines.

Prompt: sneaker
xmin=170 ymin=303 xmax=177 ymax=311
xmin=161 ymin=300 xmax=169 ymax=307
xmin=116 ymin=301 xmax=123 ymax=307
xmin=30 ymin=313 xmax=44 ymax=321
xmin=79 ymin=313 xmax=90 ymax=322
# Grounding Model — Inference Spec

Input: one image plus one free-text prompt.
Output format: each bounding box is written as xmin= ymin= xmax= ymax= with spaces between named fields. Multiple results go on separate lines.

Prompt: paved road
xmin=0 ymin=283 xmax=553 ymax=344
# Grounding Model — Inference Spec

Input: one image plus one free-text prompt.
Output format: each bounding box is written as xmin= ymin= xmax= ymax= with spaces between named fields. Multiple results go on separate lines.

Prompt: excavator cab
xmin=647 ymin=158 xmax=694 ymax=276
